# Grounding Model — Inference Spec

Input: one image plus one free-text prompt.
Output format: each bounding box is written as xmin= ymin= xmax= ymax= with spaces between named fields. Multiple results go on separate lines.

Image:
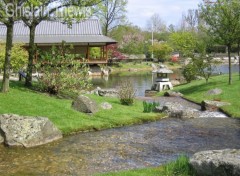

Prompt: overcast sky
xmin=127 ymin=0 xmax=203 ymax=28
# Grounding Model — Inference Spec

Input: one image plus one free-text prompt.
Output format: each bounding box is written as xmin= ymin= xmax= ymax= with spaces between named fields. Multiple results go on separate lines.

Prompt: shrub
xmin=143 ymin=101 xmax=160 ymax=113
xmin=36 ymin=42 xmax=91 ymax=94
xmin=0 ymin=43 xmax=28 ymax=72
xmin=117 ymin=80 xmax=136 ymax=106
xmin=182 ymin=63 xmax=197 ymax=83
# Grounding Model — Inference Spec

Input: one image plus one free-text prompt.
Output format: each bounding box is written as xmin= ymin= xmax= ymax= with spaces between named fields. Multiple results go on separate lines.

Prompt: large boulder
xmin=201 ymin=100 xmax=231 ymax=111
xmin=98 ymin=89 xmax=118 ymax=97
xmin=190 ymin=149 xmax=240 ymax=176
xmin=72 ymin=95 xmax=98 ymax=114
xmin=161 ymin=102 xmax=200 ymax=119
xmin=0 ymin=114 xmax=62 ymax=148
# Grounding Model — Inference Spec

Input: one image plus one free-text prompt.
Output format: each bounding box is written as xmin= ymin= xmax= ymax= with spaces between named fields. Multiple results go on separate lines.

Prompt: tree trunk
xmin=1 ymin=21 xmax=14 ymax=93
xmin=238 ymin=42 xmax=240 ymax=81
xmin=227 ymin=45 xmax=232 ymax=85
xmin=25 ymin=25 xmax=36 ymax=87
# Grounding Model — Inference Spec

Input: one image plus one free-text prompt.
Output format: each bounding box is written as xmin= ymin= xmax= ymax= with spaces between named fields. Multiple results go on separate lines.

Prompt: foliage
xmin=163 ymin=155 xmax=196 ymax=176
xmin=0 ymin=43 xmax=28 ymax=72
xmin=192 ymin=54 xmax=217 ymax=83
xmin=107 ymin=44 xmax=126 ymax=60
xmin=94 ymin=0 xmax=128 ymax=36
xmin=36 ymin=42 xmax=91 ymax=94
xmin=0 ymin=81 xmax=164 ymax=135
xmin=169 ymin=31 xmax=197 ymax=58
xmin=182 ymin=62 xmax=197 ymax=83
xmin=97 ymin=155 xmax=195 ymax=176
xmin=117 ymin=80 xmax=136 ymax=106
xmin=182 ymin=53 xmax=217 ymax=83
xmin=150 ymin=42 xmax=173 ymax=61
xmin=121 ymin=32 xmax=145 ymax=55
xmin=143 ymin=101 xmax=160 ymax=113
xmin=199 ymin=0 xmax=240 ymax=84
xmin=90 ymin=47 xmax=101 ymax=59
xmin=110 ymin=25 xmax=146 ymax=55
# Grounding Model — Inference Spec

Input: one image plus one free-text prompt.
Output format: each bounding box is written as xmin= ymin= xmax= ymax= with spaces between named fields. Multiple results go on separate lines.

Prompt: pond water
xmin=91 ymin=64 xmax=239 ymax=96
xmin=0 ymin=118 xmax=239 ymax=176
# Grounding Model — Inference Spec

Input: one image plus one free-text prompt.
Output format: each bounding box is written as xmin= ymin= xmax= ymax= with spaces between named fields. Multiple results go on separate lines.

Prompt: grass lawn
xmin=96 ymin=156 xmax=195 ymax=176
xmin=0 ymin=81 xmax=164 ymax=135
xmin=172 ymin=74 xmax=240 ymax=117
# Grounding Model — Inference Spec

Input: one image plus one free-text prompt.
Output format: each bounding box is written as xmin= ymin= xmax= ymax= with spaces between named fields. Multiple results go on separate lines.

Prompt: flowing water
xmin=0 ymin=118 xmax=239 ymax=176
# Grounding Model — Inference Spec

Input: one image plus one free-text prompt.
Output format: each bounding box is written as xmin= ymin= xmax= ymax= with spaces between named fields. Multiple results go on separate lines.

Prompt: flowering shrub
xmin=36 ymin=42 xmax=91 ymax=94
xmin=117 ymin=80 xmax=136 ymax=106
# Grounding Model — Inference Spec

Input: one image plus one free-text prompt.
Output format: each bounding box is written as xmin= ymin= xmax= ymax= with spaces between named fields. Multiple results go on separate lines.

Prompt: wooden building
xmin=0 ymin=20 xmax=117 ymax=64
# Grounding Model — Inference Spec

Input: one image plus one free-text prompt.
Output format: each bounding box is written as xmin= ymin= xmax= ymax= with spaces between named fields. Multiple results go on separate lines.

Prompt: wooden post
xmin=106 ymin=45 xmax=108 ymax=62
xmin=86 ymin=44 xmax=90 ymax=62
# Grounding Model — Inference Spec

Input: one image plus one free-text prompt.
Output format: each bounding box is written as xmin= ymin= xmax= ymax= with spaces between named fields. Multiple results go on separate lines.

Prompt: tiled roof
xmin=0 ymin=20 xmax=116 ymax=44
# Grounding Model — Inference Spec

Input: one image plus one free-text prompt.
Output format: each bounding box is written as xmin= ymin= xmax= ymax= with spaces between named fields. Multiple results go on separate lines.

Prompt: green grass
xmin=0 ymin=81 xmax=164 ymax=135
xmin=96 ymin=155 xmax=195 ymax=176
xmin=172 ymin=74 xmax=240 ymax=117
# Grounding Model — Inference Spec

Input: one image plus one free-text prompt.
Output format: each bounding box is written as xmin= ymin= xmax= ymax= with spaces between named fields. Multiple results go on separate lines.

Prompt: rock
xmin=0 ymin=132 xmax=4 ymax=144
xmin=98 ymin=89 xmax=118 ymax=97
xmin=201 ymin=100 xmax=231 ymax=111
xmin=207 ymin=88 xmax=223 ymax=95
xmin=190 ymin=149 xmax=240 ymax=176
xmin=164 ymin=91 xmax=183 ymax=97
xmin=91 ymin=87 xmax=101 ymax=96
xmin=145 ymin=90 xmax=158 ymax=97
xmin=72 ymin=95 xmax=98 ymax=114
xmin=0 ymin=114 xmax=62 ymax=148
xmin=171 ymin=80 xmax=181 ymax=86
xmin=101 ymin=102 xmax=112 ymax=110
xmin=161 ymin=102 xmax=200 ymax=119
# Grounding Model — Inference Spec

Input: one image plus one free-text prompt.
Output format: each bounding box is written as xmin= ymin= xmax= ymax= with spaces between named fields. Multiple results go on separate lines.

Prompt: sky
xmin=127 ymin=0 xmax=203 ymax=28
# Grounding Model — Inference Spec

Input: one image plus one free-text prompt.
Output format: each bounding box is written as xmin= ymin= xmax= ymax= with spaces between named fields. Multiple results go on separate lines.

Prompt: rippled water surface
xmin=0 ymin=118 xmax=239 ymax=176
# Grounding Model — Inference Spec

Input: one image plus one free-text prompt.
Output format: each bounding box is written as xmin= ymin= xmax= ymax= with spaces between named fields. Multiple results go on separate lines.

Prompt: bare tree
xmin=146 ymin=13 xmax=166 ymax=33
xmin=94 ymin=0 xmax=128 ymax=36
xmin=185 ymin=9 xmax=199 ymax=30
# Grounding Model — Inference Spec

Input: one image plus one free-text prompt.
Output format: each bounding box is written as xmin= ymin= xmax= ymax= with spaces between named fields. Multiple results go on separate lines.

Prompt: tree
xmin=200 ymin=0 xmax=240 ymax=85
xmin=169 ymin=31 xmax=197 ymax=58
xmin=146 ymin=13 xmax=166 ymax=33
xmin=94 ymin=0 xmax=128 ymax=36
xmin=0 ymin=43 xmax=28 ymax=72
xmin=0 ymin=0 xmax=23 ymax=92
xmin=21 ymin=0 xmax=99 ymax=87
xmin=149 ymin=42 xmax=173 ymax=62
xmin=185 ymin=9 xmax=199 ymax=31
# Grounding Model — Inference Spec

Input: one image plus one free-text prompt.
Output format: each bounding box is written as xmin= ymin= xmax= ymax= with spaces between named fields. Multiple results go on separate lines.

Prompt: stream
xmin=0 ymin=117 xmax=239 ymax=176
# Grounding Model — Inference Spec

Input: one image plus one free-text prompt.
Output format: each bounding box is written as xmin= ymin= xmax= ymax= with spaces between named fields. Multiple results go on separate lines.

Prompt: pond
xmin=91 ymin=64 xmax=239 ymax=96
xmin=0 ymin=118 xmax=239 ymax=176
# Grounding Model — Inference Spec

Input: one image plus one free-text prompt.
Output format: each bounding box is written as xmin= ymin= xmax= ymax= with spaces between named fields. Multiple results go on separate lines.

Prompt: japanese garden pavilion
xmin=0 ymin=19 xmax=117 ymax=64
